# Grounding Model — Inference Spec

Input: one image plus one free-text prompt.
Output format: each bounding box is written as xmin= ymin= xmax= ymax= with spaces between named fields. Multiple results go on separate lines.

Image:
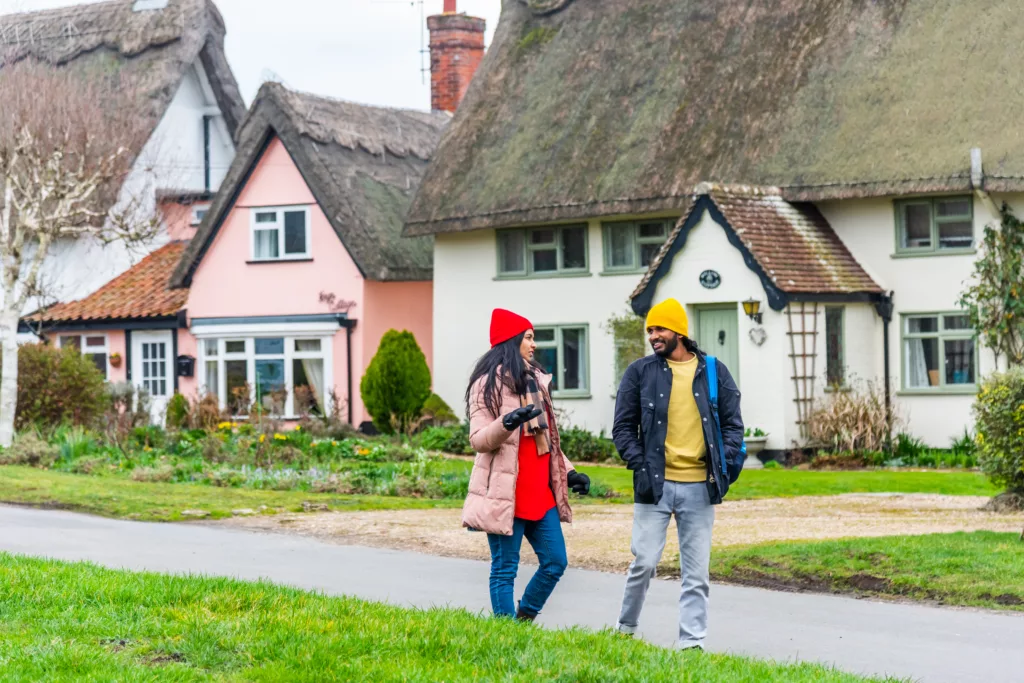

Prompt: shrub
xmin=418 ymin=424 xmax=472 ymax=455
xmin=763 ymin=459 xmax=782 ymax=470
xmin=421 ymin=393 xmax=458 ymax=426
xmin=0 ymin=432 xmax=58 ymax=467
xmin=951 ymin=428 xmax=977 ymax=458
xmin=810 ymin=451 xmax=868 ymax=470
xmin=559 ymin=426 xmax=618 ymax=463
xmin=4 ymin=343 xmax=107 ymax=430
xmin=102 ymin=382 xmax=151 ymax=453
xmin=51 ymin=426 xmax=102 ymax=463
xmin=165 ymin=393 xmax=191 ymax=430
xmin=893 ymin=432 xmax=927 ymax=461
xmin=131 ymin=465 xmax=174 ymax=483
xmin=360 ymin=330 xmax=432 ymax=435
xmin=807 ymin=381 xmax=902 ymax=453
xmin=974 ymin=369 xmax=1024 ymax=494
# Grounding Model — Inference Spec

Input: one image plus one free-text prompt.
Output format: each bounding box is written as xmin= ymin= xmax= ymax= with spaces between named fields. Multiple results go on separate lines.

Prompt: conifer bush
xmin=360 ymin=330 xmax=432 ymax=435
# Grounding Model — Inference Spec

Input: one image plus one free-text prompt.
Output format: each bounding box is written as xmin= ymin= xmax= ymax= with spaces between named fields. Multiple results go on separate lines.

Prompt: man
xmin=612 ymin=297 xmax=744 ymax=650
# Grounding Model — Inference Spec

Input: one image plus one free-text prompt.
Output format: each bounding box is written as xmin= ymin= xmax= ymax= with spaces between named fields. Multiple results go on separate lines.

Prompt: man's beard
xmin=652 ymin=335 xmax=679 ymax=357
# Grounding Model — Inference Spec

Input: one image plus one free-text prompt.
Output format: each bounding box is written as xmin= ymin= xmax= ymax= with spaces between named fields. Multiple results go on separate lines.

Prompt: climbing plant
xmin=605 ymin=310 xmax=647 ymax=386
xmin=959 ymin=203 xmax=1024 ymax=367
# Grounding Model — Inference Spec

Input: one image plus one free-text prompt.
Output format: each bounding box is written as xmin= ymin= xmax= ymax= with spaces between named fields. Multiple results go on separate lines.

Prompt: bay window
xmin=199 ymin=335 xmax=331 ymax=417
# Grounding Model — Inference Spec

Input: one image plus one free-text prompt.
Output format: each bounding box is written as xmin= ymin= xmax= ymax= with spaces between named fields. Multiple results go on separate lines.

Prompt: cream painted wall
xmin=433 ymin=218 xmax=671 ymax=431
xmin=817 ymin=193 xmax=1024 ymax=446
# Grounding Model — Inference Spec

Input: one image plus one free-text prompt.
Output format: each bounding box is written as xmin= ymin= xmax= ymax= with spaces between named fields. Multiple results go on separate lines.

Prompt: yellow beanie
xmin=646 ymin=298 xmax=689 ymax=337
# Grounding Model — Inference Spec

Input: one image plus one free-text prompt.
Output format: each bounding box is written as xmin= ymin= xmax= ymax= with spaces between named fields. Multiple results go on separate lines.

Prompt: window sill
xmin=891 ymin=249 xmax=976 ymax=259
xmin=552 ymin=392 xmax=592 ymax=400
xmin=897 ymin=387 xmax=978 ymax=396
xmin=823 ymin=385 xmax=852 ymax=394
xmin=247 ymin=258 xmax=314 ymax=264
xmin=494 ymin=272 xmax=592 ymax=281
xmin=599 ymin=269 xmax=647 ymax=277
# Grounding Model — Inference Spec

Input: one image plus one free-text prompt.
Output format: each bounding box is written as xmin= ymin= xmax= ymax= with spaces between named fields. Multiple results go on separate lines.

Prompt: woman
xmin=463 ymin=308 xmax=591 ymax=621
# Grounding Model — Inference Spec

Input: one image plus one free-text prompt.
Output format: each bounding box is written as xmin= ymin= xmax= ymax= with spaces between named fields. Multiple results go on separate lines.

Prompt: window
xmin=496 ymin=225 xmax=588 ymax=277
xmin=825 ymin=307 xmax=845 ymax=387
xmin=199 ymin=335 xmax=330 ymax=416
xmin=59 ymin=334 xmax=108 ymax=379
xmin=250 ymin=207 xmax=311 ymax=261
xmin=533 ymin=325 xmax=589 ymax=396
xmin=902 ymin=313 xmax=976 ymax=391
xmin=602 ymin=220 xmax=671 ymax=271
xmin=191 ymin=205 xmax=209 ymax=226
xmin=896 ymin=197 xmax=973 ymax=253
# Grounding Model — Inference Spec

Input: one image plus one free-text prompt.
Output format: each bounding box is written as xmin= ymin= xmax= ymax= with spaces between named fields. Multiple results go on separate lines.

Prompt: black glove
xmin=567 ymin=470 xmax=591 ymax=495
xmin=502 ymin=404 xmax=542 ymax=431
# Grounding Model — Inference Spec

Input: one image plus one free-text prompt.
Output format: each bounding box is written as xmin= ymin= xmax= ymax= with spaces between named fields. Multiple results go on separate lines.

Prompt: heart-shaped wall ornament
xmin=519 ymin=0 xmax=574 ymax=15
xmin=749 ymin=326 xmax=768 ymax=346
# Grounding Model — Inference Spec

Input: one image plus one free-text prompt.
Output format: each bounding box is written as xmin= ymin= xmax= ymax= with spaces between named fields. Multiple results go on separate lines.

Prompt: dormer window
xmin=250 ymin=207 xmax=311 ymax=261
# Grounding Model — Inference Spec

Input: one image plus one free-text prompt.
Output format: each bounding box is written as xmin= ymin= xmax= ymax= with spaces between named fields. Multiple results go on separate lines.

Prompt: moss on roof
xmin=407 ymin=0 xmax=1024 ymax=235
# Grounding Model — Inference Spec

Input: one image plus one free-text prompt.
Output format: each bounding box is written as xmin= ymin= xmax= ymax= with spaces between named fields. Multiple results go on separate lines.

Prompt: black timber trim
xmin=631 ymin=196 xmax=788 ymax=316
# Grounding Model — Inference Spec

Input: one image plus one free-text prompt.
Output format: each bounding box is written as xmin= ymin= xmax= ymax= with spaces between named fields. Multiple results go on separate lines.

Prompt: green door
xmin=696 ymin=306 xmax=740 ymax=387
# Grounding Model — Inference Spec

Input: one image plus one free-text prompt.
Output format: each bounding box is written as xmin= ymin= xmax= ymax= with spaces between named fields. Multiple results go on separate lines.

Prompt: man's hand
xmin=567 ymin=470 xmax=591 ymax=495
xmin=502 ymin=404 xmax=543 ymax=431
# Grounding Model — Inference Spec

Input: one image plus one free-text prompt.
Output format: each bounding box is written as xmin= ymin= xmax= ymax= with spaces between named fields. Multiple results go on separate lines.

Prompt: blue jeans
xmin=486 ymin=506 xmax=568 ymax=617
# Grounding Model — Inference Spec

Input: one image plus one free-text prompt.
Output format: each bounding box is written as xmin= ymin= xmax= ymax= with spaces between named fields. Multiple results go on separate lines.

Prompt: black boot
xmin=515 ymin=609 xmax=536 ymax=622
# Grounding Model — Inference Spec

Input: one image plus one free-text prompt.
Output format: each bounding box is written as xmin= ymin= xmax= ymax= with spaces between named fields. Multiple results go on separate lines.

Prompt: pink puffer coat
xmin=462 ymin=370 xmax=574 ymax=536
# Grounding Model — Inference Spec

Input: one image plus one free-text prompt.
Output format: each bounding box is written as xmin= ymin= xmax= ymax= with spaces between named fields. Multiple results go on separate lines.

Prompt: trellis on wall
xmin=786 ymin=302 xmax=819 ymax=439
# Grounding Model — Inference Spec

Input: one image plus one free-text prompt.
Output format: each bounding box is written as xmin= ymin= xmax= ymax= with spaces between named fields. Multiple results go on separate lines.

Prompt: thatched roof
xmin=0 ymin=0 xmax=245 ymax=148
xmin=631 ymin=184 xmax=883 ymax=316
xmin=406 ymin=0 xmax=1024 ymax=236
xmin=171 ymin=83 xmax=449 ymax=286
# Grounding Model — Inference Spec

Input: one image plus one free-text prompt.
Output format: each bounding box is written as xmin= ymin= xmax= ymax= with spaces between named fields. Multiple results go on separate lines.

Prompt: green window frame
xmin=824 ymin=306 xmax=845 ymax=388
xmin=533 ymin=324 xmax=590 ymax=397
xmin=496 ymin=225 xmax=589 ymax=278
xmin=894 ymin=196 xmax=974 ymax=255
xmin=901 ymin=312 xmax=978 ymax=393
xmin=602 ymin=219 xmax=672 ymax=272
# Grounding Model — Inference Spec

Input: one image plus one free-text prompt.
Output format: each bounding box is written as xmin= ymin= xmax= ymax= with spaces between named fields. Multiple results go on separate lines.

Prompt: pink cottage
xmin=29 ymin=83 xmax=448 ymax=429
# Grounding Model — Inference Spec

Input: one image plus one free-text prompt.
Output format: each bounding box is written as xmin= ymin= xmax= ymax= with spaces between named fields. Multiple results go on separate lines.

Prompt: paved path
xmin=2 ymin=505 xmax=1023 ymax=683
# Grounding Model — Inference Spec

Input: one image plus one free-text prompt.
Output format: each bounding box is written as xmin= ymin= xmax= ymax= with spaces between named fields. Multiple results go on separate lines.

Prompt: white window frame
xmin=58 ymin=333 xmax=109 ymax=379
xmin=249 ymin=206 xmax=312 ymax=261
xmin=197 ymin=332 xmax=334 ymax=418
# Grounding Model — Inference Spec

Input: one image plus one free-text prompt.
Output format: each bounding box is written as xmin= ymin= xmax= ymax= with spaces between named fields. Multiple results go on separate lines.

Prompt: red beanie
xmin=490 ymin=308 xmax=533 ymax=348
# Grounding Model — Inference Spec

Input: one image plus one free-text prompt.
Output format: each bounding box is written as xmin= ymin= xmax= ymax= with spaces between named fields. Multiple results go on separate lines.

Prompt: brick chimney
xmin=427 ymin=0 xmax=485 ymax=113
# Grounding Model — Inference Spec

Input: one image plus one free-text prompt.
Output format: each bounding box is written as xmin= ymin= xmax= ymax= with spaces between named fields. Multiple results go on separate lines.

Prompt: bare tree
xmin=0 ymin=59 xmax=157 ymax=446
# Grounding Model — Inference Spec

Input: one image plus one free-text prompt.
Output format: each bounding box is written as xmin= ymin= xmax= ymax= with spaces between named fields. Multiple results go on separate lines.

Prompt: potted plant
xmin=109 ymin=352 xmax=122 ymax=368
xmin=743 ymin=427 xmax=768 ymax=469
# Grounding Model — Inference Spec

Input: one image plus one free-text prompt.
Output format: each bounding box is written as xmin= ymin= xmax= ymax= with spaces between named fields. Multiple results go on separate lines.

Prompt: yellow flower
xmin=274 ymin=433 xmax=287 ymax=441
xmin=358 ymin=448 xmax=370 ymax=456
xmin=332 ymin=441 xmax=338 ymax=447
xmin=294 ymin=425 xmax=301 ymax=431
xmin=217 ymin=421 xmax=233 ymax=430
xmin=143 ymin=446 xmax=152 ymax=452
xmin=259 ymin=434 xmax=266 ymax=443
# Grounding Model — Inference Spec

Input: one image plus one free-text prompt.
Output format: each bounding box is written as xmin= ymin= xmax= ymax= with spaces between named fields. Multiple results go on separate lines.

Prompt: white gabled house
xmin=1 ymin=0 xmax=244 ymax=327
xmin=404 ymin=0 xmax=1021 ymax=450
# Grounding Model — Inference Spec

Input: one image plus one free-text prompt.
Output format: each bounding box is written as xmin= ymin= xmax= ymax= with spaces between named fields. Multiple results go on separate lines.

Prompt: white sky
xmin=0 ymin=0 xmax=501 ymax=111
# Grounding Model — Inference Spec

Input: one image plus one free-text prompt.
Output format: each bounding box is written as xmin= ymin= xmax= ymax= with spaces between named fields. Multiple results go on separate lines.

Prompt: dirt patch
xmin=145 ymin=652 xmax=186 ymax=666
xmin=209 ymin=494 xmax=1024 ymax=575
xmin=847 ymin=573 xmax=892 ymax=592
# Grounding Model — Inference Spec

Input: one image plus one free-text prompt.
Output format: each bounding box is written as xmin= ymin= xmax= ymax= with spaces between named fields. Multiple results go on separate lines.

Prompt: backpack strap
xmin=704 ymin=355 xmax=729 ymax=478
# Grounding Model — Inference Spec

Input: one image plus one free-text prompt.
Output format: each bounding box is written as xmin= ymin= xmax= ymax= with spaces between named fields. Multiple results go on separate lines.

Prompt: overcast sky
xmin=0 ymin=0 xmax=501 ymax=111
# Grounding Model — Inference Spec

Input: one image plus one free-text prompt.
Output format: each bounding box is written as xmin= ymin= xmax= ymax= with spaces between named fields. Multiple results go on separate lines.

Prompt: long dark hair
xmin=465 ymin=331 xmax=536 ymax=419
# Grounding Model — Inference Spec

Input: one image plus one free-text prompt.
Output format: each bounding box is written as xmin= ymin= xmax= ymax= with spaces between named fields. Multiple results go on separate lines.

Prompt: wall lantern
xmin=742 ymin=298 xmax=763 ymax=324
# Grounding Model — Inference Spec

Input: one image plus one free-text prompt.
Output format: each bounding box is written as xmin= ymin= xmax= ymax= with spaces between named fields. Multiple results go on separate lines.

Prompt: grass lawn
xmin=0 ymin=466 xmax=460 ymax=521
xmin=576 ymin=466 xmax=998 ymax=500
xmin=712 ymin=531 xmax=1024 ymax=611
xmin=0 ymin=554 xmax=900 ymax=682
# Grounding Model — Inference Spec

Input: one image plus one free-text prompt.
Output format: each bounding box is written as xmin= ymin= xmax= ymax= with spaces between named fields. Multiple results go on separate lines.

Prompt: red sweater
xmin=515 ymin=435 xmax=556 ymax=521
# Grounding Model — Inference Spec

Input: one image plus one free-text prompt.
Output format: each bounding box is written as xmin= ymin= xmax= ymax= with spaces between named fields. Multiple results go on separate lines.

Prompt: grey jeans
xmin=616 ymin=480 xmax=714 ymax=649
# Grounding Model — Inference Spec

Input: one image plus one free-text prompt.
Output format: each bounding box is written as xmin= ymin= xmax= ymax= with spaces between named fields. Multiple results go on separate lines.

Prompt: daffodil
xmin=259 ymin=434 xmax=266 ymax=443
xmin=274 ymin=434 xmax=287 ymax=441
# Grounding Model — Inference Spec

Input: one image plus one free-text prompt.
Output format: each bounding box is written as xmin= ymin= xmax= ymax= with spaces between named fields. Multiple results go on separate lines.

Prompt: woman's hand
xmin=567 ymin=470 xmax=591 ymax=495
xmin=502 ymin=405 xmax=543 ymax=431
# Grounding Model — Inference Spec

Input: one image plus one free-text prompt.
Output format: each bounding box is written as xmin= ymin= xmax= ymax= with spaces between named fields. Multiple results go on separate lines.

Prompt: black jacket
xmin=612 ymin=350 xmax=744 ymax=505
